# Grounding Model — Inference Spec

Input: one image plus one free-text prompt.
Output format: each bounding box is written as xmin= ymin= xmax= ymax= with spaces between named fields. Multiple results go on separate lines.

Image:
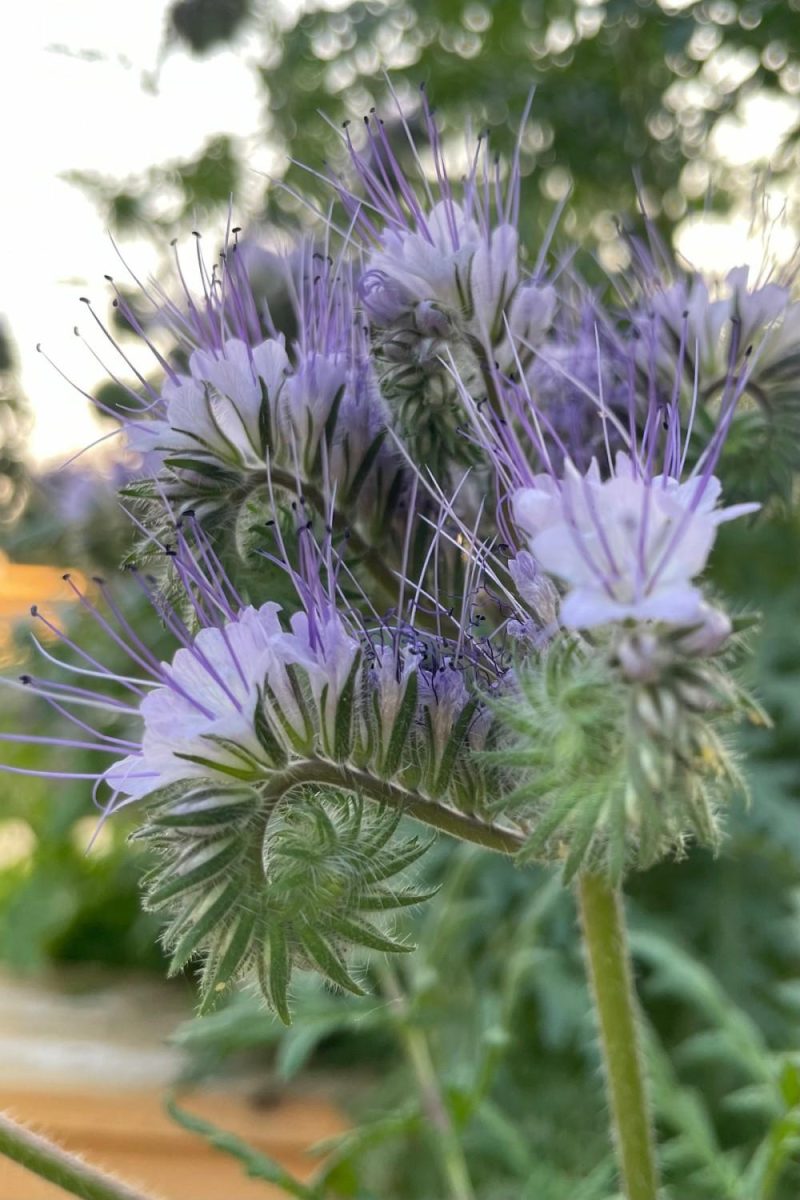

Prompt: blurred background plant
xmin=2 ymin=2 xmax=800 ymax=1197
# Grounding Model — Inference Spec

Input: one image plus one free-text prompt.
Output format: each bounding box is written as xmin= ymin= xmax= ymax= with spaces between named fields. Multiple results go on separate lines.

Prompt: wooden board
xmin=0 ymin=1086 xmax=348 ymax=1199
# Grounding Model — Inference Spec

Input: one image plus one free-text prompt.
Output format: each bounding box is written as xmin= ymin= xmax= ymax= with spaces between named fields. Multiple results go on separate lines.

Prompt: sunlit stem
xmin=0 ymin=1111 xmax=155 ymax=1200
xmin=576 ymin=873 xmax=660 ymax=1200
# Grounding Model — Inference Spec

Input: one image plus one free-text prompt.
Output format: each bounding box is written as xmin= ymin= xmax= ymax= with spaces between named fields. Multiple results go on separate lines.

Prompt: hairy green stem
xmin=576 ymin=873 xmax=660 ymax=1200
xmin=379 ymin=963 xmax=475 ymax=1200
xmin=261 ymin=757 xmax=525 ymax=855
xmin=0 ymin=1111 xmax=155 ymax=1200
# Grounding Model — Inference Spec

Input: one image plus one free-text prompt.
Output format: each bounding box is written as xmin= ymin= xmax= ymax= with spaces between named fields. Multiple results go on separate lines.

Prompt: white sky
xmin=1 ymin=3 xmax=798 ymax=469
xmin=0 ymin=0 xmax=265 ymax=466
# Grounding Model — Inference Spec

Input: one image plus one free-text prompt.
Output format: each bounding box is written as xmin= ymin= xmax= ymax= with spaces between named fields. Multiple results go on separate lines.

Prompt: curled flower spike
xmin=1 ymin=517 xmax=519 ymax=1016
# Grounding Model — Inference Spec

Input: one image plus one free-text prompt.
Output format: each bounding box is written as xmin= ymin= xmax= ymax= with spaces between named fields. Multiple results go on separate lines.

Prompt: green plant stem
xmin=0 ymin=1111 xmax=155 ymax=1200
xmin=267 ymin=468 xmax=401 ymax=603
xmin=379 ymin=963 xmax=475 ymax=1200
xmin=261 ymin=757 xmax=525 ymax=855
xmin=576 ymin=873 xmax=660 ymax=1200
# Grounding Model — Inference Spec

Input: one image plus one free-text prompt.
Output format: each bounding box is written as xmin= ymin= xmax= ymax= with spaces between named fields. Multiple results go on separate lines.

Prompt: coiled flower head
xmin=1 ymin=517 xmax=506 ymax=1016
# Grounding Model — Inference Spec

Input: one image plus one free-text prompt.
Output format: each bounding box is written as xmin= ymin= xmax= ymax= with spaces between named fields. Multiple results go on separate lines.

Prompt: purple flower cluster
xmin=2 ymin=82 xmax=785 ymax=926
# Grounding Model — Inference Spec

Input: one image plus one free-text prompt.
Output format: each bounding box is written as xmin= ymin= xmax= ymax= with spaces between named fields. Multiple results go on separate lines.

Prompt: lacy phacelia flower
xmin=1 ymin=523 xmax=507 ymax=1014
xmin=336 ymin=90 xmax=556 ymax=367
xmin=512 ymin=452 xmax=756 ymax=633
xmin=643 ymin=265 xmax=800 ymax=385
xmin=465 ymin=312 xmax=759 ymax=643
xmin=87 ymin=241 xmax=403 ymax=534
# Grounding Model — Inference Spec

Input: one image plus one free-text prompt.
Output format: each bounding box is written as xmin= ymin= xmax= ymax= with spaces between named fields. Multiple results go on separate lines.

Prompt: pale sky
xmin=0 ymin=0 xmax=266 ymax=466
xmin=1 ymin=3 xmax=798 ymax=469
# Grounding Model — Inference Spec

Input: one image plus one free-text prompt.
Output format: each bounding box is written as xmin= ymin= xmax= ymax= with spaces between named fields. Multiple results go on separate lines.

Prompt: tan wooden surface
xmin=0 ymin=1086 xmax=347 ymax=1199
xmin=0 ymin=972 xmax=347 ymax=1199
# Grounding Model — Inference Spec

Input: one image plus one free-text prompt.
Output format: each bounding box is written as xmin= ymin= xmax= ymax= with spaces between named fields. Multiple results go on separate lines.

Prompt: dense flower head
xmin=1 ymin=513 xmax=514 ymax=1012
xmin=636 ymin=259 xmax=800 ymax=385
xmin=8 ymin=79 xmax=779 ymax=967
xmin=512 ymin=451 xmax=754 ymax=635
xmin=463 ymin=312 xmax=759 ymax=642
xmin=333 ymin=87 xmax=556 ymax=369
xmin=76 ymin=238 xmax=404 ymax=534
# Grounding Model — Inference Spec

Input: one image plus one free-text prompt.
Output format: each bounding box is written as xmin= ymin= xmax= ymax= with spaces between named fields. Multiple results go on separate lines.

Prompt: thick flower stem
xmin=0 ymin=1111 xmax=155 ymax=1200
xmin=261 ymin=758 xmax=525 ymax=856
xmin=576 ymin=873 xmax=660 ymax=1200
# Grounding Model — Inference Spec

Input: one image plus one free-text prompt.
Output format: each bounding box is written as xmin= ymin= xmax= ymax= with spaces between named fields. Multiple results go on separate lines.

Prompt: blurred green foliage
xmin=2 ymin=3 xmax=800 ymax=1196
xmin=65 ymin=0 xmax=800 ymax=251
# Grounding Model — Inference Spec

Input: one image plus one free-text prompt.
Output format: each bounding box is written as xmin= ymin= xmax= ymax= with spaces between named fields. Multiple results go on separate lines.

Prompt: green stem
xmin=576 ymin=874 xmax=660 ymax=1200
xmin=261 ymin=757 xmax=525 ymax=856
xmin=379 ymin=963 xmax=475 ymax=1200
xmin=266 ymin=468 xmax=401 ymax=604
xmin=0 ymin=1111 xmax=155 ymax=1200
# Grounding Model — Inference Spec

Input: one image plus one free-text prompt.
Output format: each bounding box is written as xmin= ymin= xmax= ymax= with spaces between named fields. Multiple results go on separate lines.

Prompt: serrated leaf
xmin=165 ymin=1097 xmax=316 ymax=1199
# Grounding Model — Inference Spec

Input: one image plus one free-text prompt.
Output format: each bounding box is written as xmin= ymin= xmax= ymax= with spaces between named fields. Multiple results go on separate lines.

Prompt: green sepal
xmin=166 ymin=879 xmax=242 ymax=975
xmin=364 ymin=836 xmax=434 ymax=884
xmin=254 ymin=686 xmax=289 ymax=768
xmin=516 ymin=789 xmax=585 ymax=865
xmin=164 ymin=455 xmax=241 ymax=484
xmin=561 ymin=792 xmax=607 ymax=883
xmin=146 ymin=836 xmax=244 ymax=909
xmin=381 ymin=669 xmax=418 ymax=778
xmin=315 ymin=383 xmax=346 ymax=474
xmin=149 ymin=787 xmax=255 ymax=832
xmin=260 ymin=923 xmax=293 ymax=1026
xmin=258 ymin=376 xmax=273 ymax=456
xmin=355 ymin=885 xmax=440 ymax=912
xmin=172 ymin=751 xmax=260 ymax=781
xmin=327 ymin=913 xmax=413 ymax=955
xmin=298 ymin=925 xmax=365 ymax=995
xmin=199 ymin=905 xmax=259 ymax=1014
xmin=345 ymin=429 xmax=387 ymax=506
xmin=334 ymin=653 xmax=362 ymax=763
xmin=432 ymin=697 xmax=479 ymax=797
xmin=262 ymin=666 xmax=315 ymax=754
